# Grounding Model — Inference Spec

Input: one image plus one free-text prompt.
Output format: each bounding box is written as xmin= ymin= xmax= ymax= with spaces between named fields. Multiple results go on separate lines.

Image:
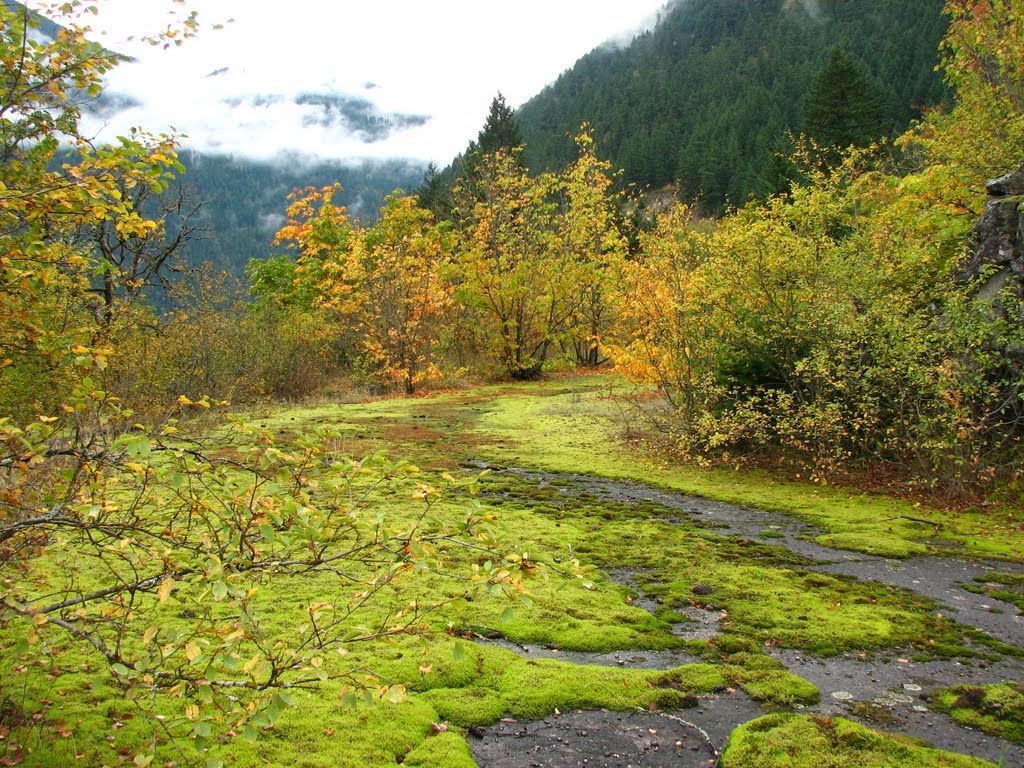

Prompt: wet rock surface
xmin=469 ymin=465 xmax=1024 ymax=767
xmin=772 ymin=649 xmax=1024 ymax=764
xmin=470 ymin=696 xmax=765 ymax=768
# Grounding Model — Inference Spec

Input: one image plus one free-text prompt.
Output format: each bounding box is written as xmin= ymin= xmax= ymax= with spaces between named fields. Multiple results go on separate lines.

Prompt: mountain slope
xmin=174 ymin=152 xmax=424 ymax=275
xmin=516 ymin=0 xmax=950 ymax=211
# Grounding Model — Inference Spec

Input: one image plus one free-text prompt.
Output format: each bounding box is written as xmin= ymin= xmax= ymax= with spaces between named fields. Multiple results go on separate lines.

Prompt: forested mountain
xmin=516 ymin=0 xmax=950 ymax=211
xmin=172 ymin=152 xmax=424 ymax=274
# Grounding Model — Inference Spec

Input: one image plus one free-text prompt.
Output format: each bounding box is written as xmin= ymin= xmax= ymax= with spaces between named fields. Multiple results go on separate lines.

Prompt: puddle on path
xmin=468 ymin=464 xmax=1024 ymax=767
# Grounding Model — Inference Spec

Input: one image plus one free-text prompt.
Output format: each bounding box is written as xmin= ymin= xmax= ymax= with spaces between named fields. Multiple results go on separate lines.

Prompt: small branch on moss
xmin=879 ymin=515 xmax=943 ymax=531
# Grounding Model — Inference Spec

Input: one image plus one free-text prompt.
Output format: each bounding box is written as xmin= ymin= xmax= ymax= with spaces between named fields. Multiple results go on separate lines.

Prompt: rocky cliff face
xmin=962 ymin=167 xmax=1024 ymax=304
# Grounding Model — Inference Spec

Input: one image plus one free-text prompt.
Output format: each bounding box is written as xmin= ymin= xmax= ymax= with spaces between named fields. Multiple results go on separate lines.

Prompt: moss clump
xmin=721 ymin=713 xmax=997 ymax=767
xmin=814 ymin=532 xmax=930 ymax=559
xmin=401 ymin=731 xmax=477 ymax=768
xmin=927 ymin=683 xmax=1024 ymax=744
xmin=419 ymin=638 xmax=733 ymax=726
xmin=964 ymin=572 xmax=1024 ymax=614
xmin=728 ymin=668 xmax=820 ymax=707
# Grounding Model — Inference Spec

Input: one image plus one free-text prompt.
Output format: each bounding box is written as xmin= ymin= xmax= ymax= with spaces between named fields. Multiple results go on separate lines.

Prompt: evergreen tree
xmin=475 ymin=92 xmax=525 ymax=156
xmin=415 ymin=161 xmax=451 ymax=220
xmin=802 ymin=47 xmax=887 ymax=156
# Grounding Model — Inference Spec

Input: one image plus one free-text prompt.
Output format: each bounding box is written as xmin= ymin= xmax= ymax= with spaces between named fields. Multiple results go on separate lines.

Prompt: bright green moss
xmin=6 ymin=377 xmax=1020 ymax=768
xmin=402 ymin=731 xmax=478 ymax=767
xmin=813 ymin=532 xmax=930 ymax=559
xmin=721 ymin=713 xmax=997 ymax=767
xmin=927 ymin=683 xmax=1024 ymax=745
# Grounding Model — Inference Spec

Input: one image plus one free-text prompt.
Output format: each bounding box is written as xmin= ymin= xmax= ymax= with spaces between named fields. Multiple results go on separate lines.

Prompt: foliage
xmin=264 ymin=187 xmax=454 ymax=393
xmin=803 ymin=47 xmax=888 ymax=161
xmin=555 ymin=128 xmax=629 ymax=367
xmin=0 ymin=2 xmax=187 ymax=416
xmin=451 ymin=148 xmax=566 ymax=379
xmin=342 ymin=195 xmax=455 ymax=394
xmin=0 ymin=388 xmax=525 ymax=763
xmin=607 ymin=133 xmax=1024 ymax=492
xmin=607 ymin=204 xmax=716 ymax=420
xmin=924 ymin=0 xmax=1024 ymax=187
xmin=108 ymin=268 xmax=345 ymax=411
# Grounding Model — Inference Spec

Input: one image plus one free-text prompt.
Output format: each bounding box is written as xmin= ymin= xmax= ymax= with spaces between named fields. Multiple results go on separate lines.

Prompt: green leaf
xmin=453 ymin=641 xmax=464 ymax=661
xmin=124 ymin=435 xmax=152 ymax=457
xmin=500 ymin=607 xmax=516 ymax=623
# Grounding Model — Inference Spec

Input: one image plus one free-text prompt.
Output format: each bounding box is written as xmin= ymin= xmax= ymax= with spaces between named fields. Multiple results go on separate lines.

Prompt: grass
xmin=257 ymin=376 xmax=1024 ymax=562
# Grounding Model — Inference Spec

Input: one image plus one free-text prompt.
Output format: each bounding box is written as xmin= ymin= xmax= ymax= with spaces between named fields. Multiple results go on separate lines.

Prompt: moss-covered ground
xmin=254 ymin=376 xmax=1024 ymax=562
xmin=926 ymin=682 xmax=1024 ymax=745
xmin=3 ymin=375 xmax=1021 ymax=767
xmin=720 ymin=713 xmax=997 ymax=767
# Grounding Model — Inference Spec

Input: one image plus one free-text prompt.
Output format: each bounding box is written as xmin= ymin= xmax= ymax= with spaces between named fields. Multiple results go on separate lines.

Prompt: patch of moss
xmin=814 ymin=532 xmax=930 ymax=559
xmin=927 ymin=683 xmax=1024 ymax=745
xmin=721 ymin=713 xmax=997 ymax=767
xmin=643 ymin=561 xmax=965 ymax=658
xmin=964 ymin=572 xmax=1024 ymax=614
xmin=401 ymin=730 xmax=477 ymax=767
xmin=417 ymin=639 xmax=729 ymax=726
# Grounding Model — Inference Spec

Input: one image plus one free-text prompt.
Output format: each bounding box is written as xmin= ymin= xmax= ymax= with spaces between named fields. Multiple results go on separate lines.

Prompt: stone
xmin=986 ymin=166 xmax=1024 ymax=196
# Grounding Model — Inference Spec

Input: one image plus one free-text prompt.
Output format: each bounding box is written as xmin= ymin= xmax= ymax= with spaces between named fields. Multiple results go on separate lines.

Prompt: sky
xmin=38 ymin=0 xmax=673 ymax=165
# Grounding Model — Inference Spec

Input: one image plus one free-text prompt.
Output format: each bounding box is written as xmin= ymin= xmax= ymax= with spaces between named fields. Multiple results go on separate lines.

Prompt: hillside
xmin=174 ymin=152 xmax=424 ymax=275
xmin=516 ymin=0 xmax=950 ymax=211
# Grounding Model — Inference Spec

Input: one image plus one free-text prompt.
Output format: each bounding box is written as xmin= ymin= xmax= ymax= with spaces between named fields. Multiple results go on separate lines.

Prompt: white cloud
xmin=37 ymin=0 xmax=671 ymax=164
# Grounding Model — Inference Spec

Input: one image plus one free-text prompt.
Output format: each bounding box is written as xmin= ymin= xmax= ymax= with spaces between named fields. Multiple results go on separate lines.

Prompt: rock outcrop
xmin=961 ymin=166 xmax=1024 ymax=303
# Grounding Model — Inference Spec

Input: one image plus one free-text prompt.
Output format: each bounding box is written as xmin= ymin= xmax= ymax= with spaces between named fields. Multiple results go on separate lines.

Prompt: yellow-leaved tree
xmin=452 ymin=148 xmax=569 ymax=379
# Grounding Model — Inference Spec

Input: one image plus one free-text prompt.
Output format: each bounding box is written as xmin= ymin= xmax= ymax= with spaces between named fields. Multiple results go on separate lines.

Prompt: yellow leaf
xmin=142 ymin=626 xmax=158 ymax=644
xmin=185 ymin=642 xmax=202 ymax=662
